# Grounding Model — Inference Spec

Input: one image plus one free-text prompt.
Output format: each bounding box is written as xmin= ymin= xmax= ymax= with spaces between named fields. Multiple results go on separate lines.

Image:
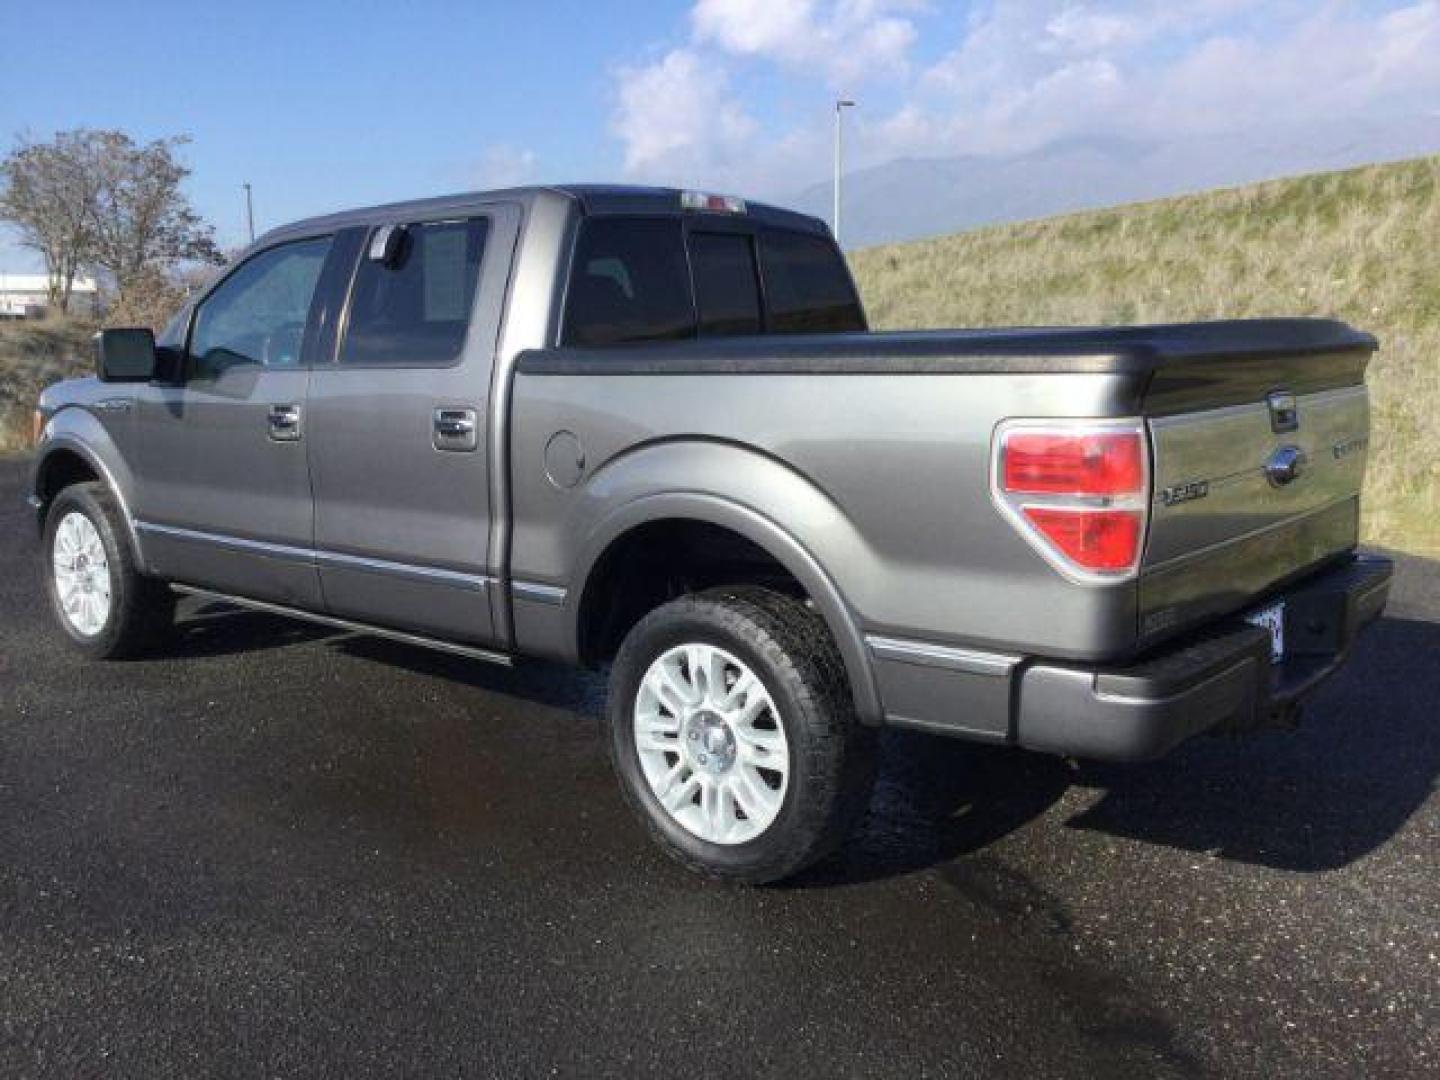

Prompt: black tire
xmin=607 ymin=586 xmax=876 ymax=884
xmin=41 ymin=481 xmax=175 ymax=659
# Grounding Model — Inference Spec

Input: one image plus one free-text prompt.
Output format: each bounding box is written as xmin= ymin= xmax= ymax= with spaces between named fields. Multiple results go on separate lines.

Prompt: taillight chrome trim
xmin=990 ymin=418 xmax=1151 ymax=585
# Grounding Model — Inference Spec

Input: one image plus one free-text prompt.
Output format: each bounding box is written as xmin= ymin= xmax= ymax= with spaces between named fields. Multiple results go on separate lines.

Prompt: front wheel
xmin=41 ymin=482 xmax=175 ymax=659
xmin=607 ymin=587 xmax=876 ymax=883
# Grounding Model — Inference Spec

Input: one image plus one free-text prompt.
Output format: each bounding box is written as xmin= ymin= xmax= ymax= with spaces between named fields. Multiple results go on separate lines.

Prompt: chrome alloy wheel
xmin=52 ymin=511 xmax=112 ymax=637
xmin=633 ymin=643 xmax=790 ymax=845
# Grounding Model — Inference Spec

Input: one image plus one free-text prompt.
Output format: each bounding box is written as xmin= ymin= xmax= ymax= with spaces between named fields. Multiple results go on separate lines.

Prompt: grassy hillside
xmin=851 ymin=155 xmax=1440 ymax=555
xmin=0 ymin=318 xmax=94 ymax=454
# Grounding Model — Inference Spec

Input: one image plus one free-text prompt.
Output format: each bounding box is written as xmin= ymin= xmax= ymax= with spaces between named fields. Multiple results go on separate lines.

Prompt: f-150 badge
xmin=1161 ymin=479 xmax=1210 ymax=506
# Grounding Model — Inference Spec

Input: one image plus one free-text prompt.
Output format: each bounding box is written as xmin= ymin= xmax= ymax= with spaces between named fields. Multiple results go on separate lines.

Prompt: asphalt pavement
xmin=1 ymin=455 xmax=1436 ymax=1078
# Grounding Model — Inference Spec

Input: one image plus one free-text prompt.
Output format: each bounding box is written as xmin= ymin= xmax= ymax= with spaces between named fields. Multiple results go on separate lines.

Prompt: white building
xmin=0 ymin=272 xmax=100 ymax=319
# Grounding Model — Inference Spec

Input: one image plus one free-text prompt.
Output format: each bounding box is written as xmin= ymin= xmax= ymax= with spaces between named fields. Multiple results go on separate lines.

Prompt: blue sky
xmin=4 ymin=1 xmax=1438 ymax=270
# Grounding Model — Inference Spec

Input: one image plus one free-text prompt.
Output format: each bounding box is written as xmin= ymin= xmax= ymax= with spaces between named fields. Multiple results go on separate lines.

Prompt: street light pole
xmin=833 ymin=98 xmax=856 ymax=245
xmin=242 ymin=182 xmax=255 ymax=245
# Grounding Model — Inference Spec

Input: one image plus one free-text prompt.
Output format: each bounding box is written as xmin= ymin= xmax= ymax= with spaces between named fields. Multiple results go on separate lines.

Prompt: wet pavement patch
xmin=1 ymin=458 xmax=1435 ymax=1078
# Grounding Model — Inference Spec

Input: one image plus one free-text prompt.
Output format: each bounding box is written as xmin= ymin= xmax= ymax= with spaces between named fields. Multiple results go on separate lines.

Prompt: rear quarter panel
xmin=508 ymin=368 xmax=1144 ymax=663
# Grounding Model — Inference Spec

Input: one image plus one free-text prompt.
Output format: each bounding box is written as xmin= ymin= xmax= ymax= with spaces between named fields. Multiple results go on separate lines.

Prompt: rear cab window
xmin=561 ymin=213 xmax=864 ymax=347
xmin=690 ymin=232 xmax=761 ymax=337
xmin=759 ymin=229 xmax=865 ymax=333
xmin=562 ymin=218 xmax=693 ymax=347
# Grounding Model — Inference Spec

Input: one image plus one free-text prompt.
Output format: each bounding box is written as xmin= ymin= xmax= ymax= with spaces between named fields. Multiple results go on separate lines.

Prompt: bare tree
xmin=87 ymin=132 xmax=223 ymax=304
xmin=1 ymin=129 xmax=223 ymax=317
xmin=0 ymin=131 xmax=101 ymax=313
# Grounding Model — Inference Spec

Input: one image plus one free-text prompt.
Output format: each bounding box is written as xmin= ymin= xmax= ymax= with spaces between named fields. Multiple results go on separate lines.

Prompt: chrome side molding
xmin=511 ymin=580 xmax=567 ymax=606
xmin=136 ymin=521 xmax=493 ymax=592
xmin=865 ymin=635 xmax=1020 ymax=677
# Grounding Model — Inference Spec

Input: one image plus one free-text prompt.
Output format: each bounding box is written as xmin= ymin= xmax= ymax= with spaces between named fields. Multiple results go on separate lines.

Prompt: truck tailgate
xmin=1138 ymin=346 xmax=1374 ymax=647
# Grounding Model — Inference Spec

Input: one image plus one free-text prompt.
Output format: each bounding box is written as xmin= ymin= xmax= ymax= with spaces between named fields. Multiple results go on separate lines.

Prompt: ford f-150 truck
xmin=29 ymin=185 xmax=1392 ymax=882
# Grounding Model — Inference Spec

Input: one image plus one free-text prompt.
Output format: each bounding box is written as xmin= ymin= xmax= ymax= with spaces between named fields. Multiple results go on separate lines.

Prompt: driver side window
xmin=188 ymin=237 xmax=331 ymax=378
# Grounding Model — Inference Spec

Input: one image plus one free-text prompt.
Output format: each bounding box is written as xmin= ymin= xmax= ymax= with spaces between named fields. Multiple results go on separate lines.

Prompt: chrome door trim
xmin=171 ymin=584 xmax=512 ymax=665
xmin=135 ymin=521 xmax=494 ymax=591
xmin=314 ymin=548 xmax=492 ymax=591
xmin=511 ymin=580 xmax=567 ymax=606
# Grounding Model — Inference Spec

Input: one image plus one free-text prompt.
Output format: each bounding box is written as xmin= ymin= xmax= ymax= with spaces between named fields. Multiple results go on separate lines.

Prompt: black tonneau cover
xmin=517 ymin=318 xmax=1376 ymax=415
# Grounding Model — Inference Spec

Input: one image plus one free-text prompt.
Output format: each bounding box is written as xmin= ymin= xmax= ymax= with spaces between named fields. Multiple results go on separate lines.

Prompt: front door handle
xmin=433 ymin=407 xmax=479 ymax=452
xmin=268 ymin=403 xmax=302 ymax=442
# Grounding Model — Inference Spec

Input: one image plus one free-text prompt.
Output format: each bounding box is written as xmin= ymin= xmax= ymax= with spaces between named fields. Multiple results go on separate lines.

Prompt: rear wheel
xmin=42 ymin=482 xmax=175 ymax=659
xmin=607 ymin=587 xmax=876 ymax=883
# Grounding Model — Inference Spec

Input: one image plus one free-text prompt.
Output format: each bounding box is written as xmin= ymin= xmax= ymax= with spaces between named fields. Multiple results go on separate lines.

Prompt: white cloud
xmin=1140 ymin=1 xmax=1440 ymax=136
xmin=612 ymin=48 xmax=757 ymax=183
xmin=613 ymin=2 xmax=922 ymax=191
xmin=692 ymin=0 xmax=921 ymax=87
xmin=911 ymin=1 xmax=1440 ymax=154
xmin=474 ymin=144 xmax=538 ymax=189
xmin=611 ymin=1 xmax=1440 ymax=193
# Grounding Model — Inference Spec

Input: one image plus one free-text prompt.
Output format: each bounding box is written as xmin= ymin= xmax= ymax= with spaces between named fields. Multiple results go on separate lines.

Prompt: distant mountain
xmin=792 ymin=115 xmax=1440 ymax=248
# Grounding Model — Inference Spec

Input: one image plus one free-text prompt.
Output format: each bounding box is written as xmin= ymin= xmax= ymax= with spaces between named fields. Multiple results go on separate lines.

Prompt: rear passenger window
xmin=339 ymin=217 xmax=489 ymax=366
xmin=689 ymin=232 xmax=761 ymax=337
xmin=563 ymin=218 xmax=694 ymax=346
xmin=760 ymin=229 xmax=865 ymax=333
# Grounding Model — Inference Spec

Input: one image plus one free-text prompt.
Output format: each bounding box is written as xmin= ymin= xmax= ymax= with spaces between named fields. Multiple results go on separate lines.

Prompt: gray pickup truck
xmin=30 ymin=184 xmax=1392 ymax=882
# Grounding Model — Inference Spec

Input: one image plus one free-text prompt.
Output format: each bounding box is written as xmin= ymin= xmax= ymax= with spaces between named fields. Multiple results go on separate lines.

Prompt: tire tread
xmin=608 ymin=586 xmax=875 ymax=883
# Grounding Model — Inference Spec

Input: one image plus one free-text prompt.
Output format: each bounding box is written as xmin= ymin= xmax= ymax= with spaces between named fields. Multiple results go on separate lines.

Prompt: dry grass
xmin=0 ymin=317 xmax=94 ymax=454
xmin=851 ymin=155 xmax=1440 ymax=555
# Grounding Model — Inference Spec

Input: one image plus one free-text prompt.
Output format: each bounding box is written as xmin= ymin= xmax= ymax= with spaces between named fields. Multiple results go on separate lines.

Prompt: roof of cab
xmin=260 ymin=184 xmax=830 ymax=246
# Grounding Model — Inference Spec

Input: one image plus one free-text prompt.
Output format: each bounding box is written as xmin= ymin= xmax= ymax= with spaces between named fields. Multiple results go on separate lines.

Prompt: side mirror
xmin=367 ymin=224 xmax=408 ymax=266
xmin=95 ymin=328 xmax=157 ymax=382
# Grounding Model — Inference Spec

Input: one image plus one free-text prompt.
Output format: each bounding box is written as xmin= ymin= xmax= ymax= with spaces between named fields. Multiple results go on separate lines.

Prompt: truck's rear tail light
xmin=1002 ymin=431 xmax=1144 ymax=496
xmin=1020 ymin=508 xmax=1143 ymax=572
xmin=993 ymin=422 xmax=1149 ymax=580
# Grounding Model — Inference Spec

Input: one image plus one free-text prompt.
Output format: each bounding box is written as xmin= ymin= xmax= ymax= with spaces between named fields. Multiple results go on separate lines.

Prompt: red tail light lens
xmin=1002 ymin=431 xmax=1144 ymax=496
xmin=1020 ymin=508 xmax=1142 ymax=572
xmin=993 ymin=421 xmax=1150 ymax=579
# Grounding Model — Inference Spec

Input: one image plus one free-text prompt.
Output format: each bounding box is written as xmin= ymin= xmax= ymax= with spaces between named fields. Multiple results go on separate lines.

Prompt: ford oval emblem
xmin=1264 ymin=445 xmax=1307 ymax=486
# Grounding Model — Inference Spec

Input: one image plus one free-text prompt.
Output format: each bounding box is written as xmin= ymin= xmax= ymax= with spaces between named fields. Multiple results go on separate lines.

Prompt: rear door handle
xmin=433 ymin=407 xmax=479 ymax=451
xmin=268 ymin=403 xmax=302 ymax=442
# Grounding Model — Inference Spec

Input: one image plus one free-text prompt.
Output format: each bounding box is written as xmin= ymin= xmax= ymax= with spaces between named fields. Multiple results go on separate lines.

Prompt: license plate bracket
xmin=1245 ymin=601 xmax=1286 ymax=663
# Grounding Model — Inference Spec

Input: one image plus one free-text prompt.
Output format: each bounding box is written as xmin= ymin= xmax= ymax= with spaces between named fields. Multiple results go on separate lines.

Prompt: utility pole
xmin=833 ymin=98 xmax=856 ymax=244
xmin=242 ymin=182 xmax=255 ymax=244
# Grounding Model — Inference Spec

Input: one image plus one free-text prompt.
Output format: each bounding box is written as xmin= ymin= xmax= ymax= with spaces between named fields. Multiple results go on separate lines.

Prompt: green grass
xmin=851 ymin=155 xmax=1440 ymax=555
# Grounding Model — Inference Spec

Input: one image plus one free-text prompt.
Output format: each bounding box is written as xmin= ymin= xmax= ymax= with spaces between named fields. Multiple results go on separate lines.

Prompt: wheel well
xmin=35 ymin=449 xmax=99 ymax=511
xmin=577 ymin=519 xmax=808 ymax=666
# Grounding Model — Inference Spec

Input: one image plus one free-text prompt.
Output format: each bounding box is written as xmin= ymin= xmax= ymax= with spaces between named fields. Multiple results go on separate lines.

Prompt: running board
xmin=170 ymin=585 xmax=514 ymax=666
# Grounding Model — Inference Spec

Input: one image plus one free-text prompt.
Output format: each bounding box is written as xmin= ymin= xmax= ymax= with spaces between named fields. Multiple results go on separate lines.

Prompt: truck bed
xmin=513 ymin=316 xmax=1376 ymax=666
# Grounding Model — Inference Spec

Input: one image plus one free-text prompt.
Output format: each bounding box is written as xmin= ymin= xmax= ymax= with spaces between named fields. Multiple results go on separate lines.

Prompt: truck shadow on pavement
xmin=804 ymin=612 xmax=1439 ymax=884
xmin=170 ymin=599 xmax=1439 ymax=884
xmin=1063 ymin=613 xmax=1440 ymax=873
xmin=167 ymin=602 xmax=341 ymax=658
